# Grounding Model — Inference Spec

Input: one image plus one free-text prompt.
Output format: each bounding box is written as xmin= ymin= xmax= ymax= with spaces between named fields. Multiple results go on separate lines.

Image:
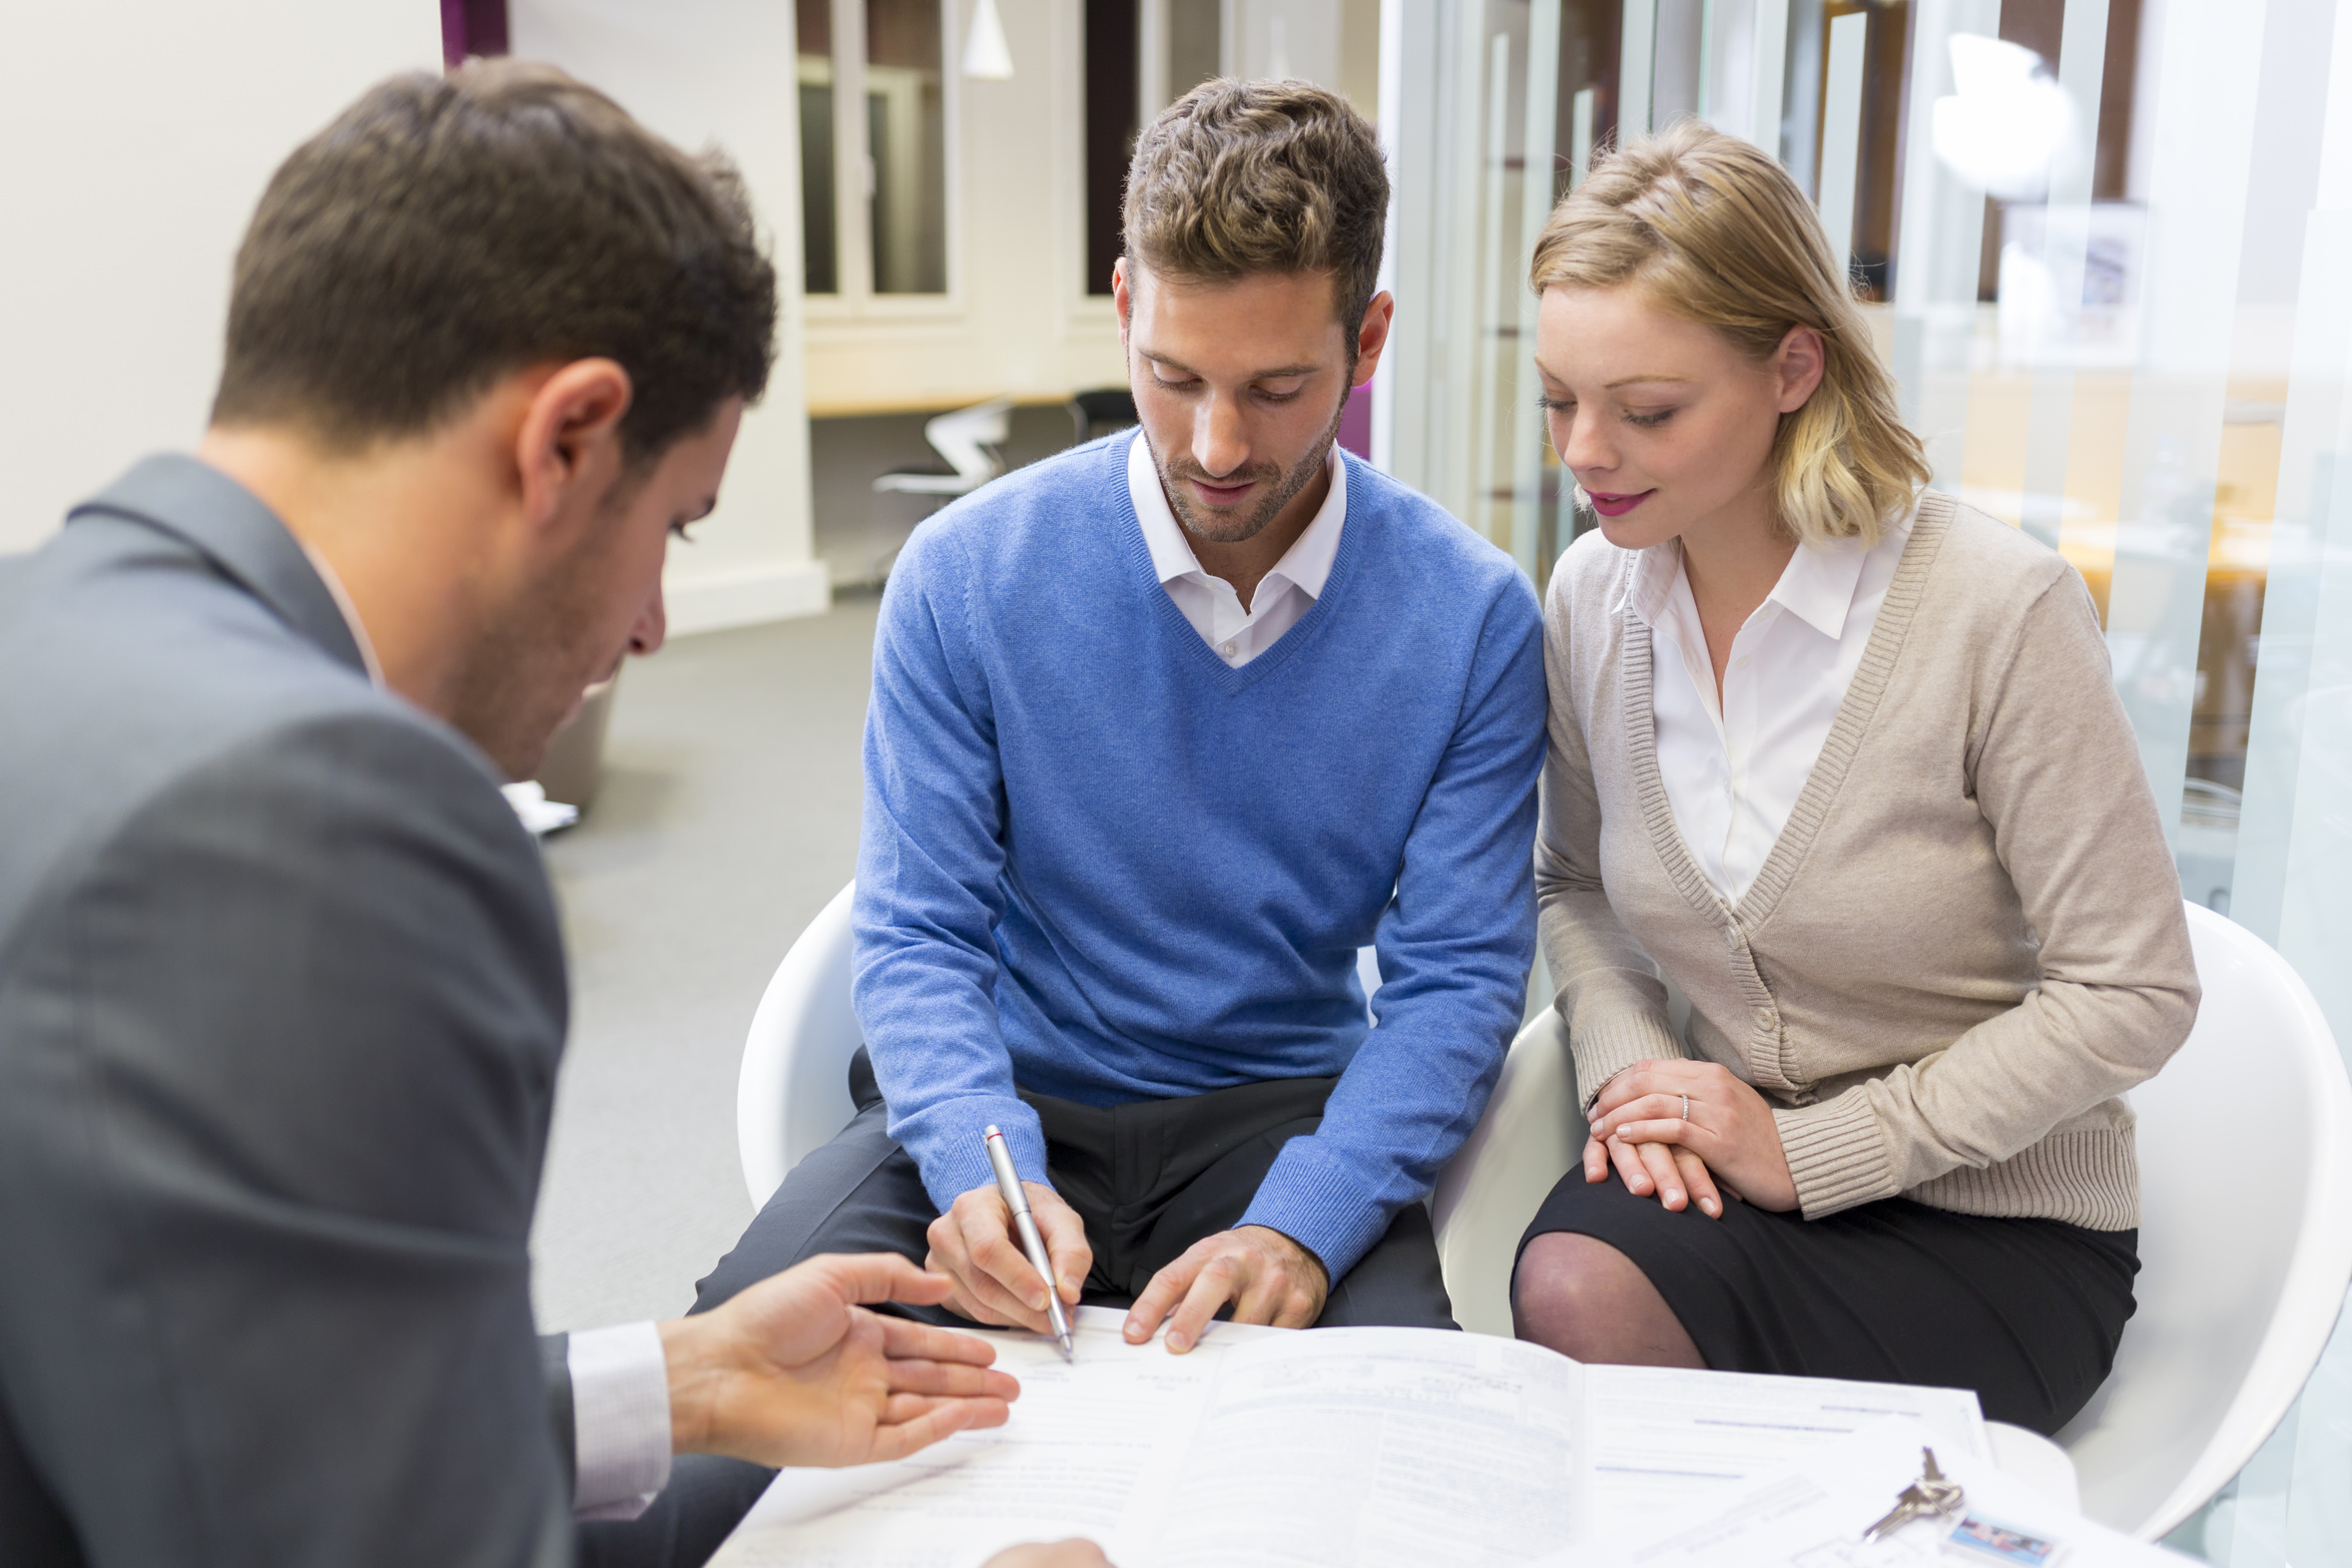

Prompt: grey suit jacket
xmin=0 ymin=457 xmax=575 ymax=1566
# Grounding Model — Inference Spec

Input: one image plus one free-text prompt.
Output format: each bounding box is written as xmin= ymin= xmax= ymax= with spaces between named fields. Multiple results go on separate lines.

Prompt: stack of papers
xmin=710 ymin=1308 xmax=1989 ymax=1568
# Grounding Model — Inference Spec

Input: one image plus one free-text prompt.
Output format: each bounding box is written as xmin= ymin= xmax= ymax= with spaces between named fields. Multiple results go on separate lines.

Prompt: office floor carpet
xmin=528 ymin=590 xmax=1552 ymax=1331
xmin=530 ymin=594 xmax=882 ymax=1332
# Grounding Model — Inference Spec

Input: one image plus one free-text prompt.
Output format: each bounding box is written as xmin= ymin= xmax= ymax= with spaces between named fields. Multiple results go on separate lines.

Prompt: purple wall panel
xmin=1339 ymin=380 xmax=1374 ymax=460
xmin=441 ymin=0 xmax=511 ymax=71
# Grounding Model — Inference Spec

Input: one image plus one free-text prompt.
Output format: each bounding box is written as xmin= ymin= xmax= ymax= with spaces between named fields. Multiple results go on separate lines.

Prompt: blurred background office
xmin=6 ymin=1 xmax=2352 ymax=1562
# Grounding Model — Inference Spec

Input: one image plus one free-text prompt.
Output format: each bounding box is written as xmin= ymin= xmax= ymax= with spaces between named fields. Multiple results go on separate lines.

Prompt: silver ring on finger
xmin=1680 ymin=1093 xmax=1691 ymax=1123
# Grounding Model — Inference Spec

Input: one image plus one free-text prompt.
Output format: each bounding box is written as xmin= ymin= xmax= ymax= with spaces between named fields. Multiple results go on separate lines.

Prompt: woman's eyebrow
xmin=1604 ymin=373 xmax=1695 ymax=388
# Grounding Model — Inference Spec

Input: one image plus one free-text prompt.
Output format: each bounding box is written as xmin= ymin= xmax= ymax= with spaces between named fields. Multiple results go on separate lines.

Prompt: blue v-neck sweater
xmin=853 ymin=431 xmax=1544 ymax=1278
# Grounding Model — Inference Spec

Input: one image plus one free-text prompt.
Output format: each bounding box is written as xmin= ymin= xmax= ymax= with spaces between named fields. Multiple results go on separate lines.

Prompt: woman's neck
xmin=1675 ymin=481 xmax=1799 ymax=703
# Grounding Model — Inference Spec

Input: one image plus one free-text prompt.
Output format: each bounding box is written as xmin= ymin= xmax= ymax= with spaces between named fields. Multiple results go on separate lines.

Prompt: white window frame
xmin=803 ymin=0 xmax=963 ymax=321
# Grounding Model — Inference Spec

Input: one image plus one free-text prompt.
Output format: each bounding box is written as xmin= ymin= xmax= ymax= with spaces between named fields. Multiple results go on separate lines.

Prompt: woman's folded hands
xmin=1583 ymin=1060 xmax=1799 ymax=1217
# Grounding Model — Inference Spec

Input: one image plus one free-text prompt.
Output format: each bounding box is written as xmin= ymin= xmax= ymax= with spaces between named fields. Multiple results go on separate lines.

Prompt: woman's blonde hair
xmin=1529 ymin=121 xmax=1928 ymax=546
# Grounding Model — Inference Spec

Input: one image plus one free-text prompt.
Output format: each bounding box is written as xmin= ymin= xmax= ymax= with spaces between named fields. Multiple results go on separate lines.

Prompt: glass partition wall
xmin=1379 ymin=0 xmax=2352 ymax=1558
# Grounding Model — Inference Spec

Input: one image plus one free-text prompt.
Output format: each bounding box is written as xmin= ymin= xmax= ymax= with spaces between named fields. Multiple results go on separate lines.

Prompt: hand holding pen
xmin=923 ymin=1128 xmax=1089 ymax=1356
xmin=983 ymin=1126 xmax=1075 ymax=1360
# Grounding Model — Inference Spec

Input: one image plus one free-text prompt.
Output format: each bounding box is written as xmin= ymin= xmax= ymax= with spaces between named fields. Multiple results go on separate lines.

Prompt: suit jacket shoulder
xmin=0 ymin=457 xmax=574 ymax=1568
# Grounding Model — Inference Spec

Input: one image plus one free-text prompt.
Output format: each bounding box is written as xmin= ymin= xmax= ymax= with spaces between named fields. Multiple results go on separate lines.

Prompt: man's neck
xmin=195 ymin=424 xmax=482 ymax=721
xmin=1178 ymin=452 xmax=1332 ymax=612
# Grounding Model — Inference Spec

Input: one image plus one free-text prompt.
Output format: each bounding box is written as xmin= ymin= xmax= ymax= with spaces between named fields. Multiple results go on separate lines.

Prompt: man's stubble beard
xmin=444 ymin=504 xmax=638 ymax=783
xmin=1157 ymin=386 xmax=1351 ymax=546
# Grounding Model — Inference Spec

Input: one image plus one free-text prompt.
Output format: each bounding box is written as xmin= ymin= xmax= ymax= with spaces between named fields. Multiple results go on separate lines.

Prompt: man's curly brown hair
xmin=1122 ymin=79 xmax=1390 ymax=348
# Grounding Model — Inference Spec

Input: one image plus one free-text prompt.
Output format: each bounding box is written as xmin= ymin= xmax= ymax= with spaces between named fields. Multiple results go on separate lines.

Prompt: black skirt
xmin=1518 ymin=1173 xmax=2138 ymax=1434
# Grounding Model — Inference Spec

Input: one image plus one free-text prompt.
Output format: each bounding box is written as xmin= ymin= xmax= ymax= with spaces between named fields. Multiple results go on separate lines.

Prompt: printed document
xmin=710 ymin=1307 xmax=1985 ymax=1568
xmin=1536 ymin=1416 xmax=2182 ymax=1568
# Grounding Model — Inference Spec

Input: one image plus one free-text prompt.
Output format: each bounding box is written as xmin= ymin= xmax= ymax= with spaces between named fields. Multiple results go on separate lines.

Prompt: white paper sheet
xmin=711 ymin=1311 xmax=1994 ymax=1568
xmin=710 ymin=1309 xmax=1232 ymax=1568
xmin=1538 ymin=1416 xmax=2183 ymax=1568
xmin=1574 ymin=1366 xmax=1987 ymax=1546
xmin=710 ymin=1311 xmax=1581 ymax=1568
xmin=1149 ymin=1327 xmax=1578 ymax=1566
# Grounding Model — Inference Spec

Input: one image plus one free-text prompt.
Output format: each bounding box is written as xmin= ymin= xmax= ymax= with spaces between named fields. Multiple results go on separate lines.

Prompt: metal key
xmin=1862 ymin=1447 xmax=1967 ymax=1542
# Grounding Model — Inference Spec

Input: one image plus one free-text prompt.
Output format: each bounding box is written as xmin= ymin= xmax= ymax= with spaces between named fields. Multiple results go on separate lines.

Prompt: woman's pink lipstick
xmin=1586 ymin=489 xmax=1653 ymax=518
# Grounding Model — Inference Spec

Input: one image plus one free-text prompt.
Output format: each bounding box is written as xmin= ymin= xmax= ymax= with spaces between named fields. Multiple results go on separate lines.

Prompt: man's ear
xmin=1350 ymin=291 xmax=1397 ymax=388
xmin=515 ymin=357 xmax=634 ymax=535
xmin=1112 ymin=258 xmax=1134 ymax=349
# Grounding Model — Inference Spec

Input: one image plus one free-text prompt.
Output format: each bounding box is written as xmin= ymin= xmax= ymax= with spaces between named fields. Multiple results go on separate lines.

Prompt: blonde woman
xmin=1511 ymin=123 xmax=2198 ymax=1434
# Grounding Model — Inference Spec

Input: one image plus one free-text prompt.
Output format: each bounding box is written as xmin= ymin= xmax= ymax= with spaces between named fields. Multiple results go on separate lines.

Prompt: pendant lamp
xmin=963 ymin=0 xmax=1014 ymax=78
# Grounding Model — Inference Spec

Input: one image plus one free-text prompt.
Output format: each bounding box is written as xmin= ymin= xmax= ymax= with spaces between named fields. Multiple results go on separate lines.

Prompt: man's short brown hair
xmin=212 ymin=61 xmax=777 ymax=462
xmin=1121 ymin=79 xmax=1390 ymax=342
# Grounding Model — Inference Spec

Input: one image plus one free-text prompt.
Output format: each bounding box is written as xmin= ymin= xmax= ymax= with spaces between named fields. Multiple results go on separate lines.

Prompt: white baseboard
xmin=666 ymin=560 xmax=833 ymax=637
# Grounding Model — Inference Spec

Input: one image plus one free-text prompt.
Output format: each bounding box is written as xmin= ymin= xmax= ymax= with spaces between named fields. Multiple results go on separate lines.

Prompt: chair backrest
xmin=1429 ymin=901 xmax=2352 ymax=1543
xmin=737 ymin=883 xmax=1389 ymax=1208
xmin=923 ymin=397 xmax=1013 ymax=483
xmin=2056 ymin=901 xmax=2352 ymax=1538
xmin=1430 ymin=1010 xmax=1578 ymax=1337
xmin=737 ymin=881 xmax=862 ymax=1208
xmin=1069 ymin=387 xmax=1138 ymax=443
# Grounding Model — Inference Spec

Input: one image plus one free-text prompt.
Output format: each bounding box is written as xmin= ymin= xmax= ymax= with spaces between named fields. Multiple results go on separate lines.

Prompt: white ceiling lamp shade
xmin=1931 ymin=34 xmax=2076 ymax=203
xmin=963 ymin=0 xmax=1014 ymax=79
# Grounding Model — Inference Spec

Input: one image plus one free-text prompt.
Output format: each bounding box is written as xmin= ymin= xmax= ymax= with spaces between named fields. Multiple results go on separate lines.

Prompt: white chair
xmin=872 ymin=396 xmax=1013 ymax=498
xmin=1430 ymin=900 xmax=2352 ymax=1540
xmin=737 ymin=880 xmax=1387 ymax=1207
xmin=737 ymin=882 xmax=861 ymax=1207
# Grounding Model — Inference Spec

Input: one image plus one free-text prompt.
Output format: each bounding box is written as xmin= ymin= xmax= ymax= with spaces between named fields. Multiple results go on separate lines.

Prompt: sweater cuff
xmin=1569 ymin=1008 xmax=1685 ymax=1113
xmin=908 ymin=1098 xmax=1050 ymax=1214
xmin=1776 ymin=1091 xmax=1900 ymax=1219
xmin=1236 ymin=1137 xmax=1395 ymax=1283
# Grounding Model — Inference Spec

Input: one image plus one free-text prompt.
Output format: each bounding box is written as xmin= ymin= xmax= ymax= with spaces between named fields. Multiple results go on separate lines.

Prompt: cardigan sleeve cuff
xmin=1776 ymin=1091 xmax=1900 ymax=1218
xmin=1570 ymin=1008 xmax=1687 ymax=1114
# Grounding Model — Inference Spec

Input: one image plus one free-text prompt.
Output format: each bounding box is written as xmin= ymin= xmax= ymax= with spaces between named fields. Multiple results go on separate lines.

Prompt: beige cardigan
xmin=1536 ymin=492 xmax=2199 ymax=1230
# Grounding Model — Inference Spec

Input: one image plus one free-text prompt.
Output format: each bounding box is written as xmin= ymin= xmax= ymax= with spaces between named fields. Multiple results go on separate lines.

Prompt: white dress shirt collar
xmin=1127 ymin=430 xmax=1348 ymax=667
xmin=1129 ymin=429 xmax=1347 ymax=599
xmin=1619 ymin=523 xmax=1881 ymax=644
xmin=296 ymin=539 xmax=385 ymax=689
xmin=1766 ymin=529 xmax=1874 ymax=640
xmin=1638 ymin=499 xmax=1920 ymax=903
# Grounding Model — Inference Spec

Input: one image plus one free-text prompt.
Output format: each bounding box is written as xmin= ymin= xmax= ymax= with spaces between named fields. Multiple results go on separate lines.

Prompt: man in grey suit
xmin=0 ymin=62 xmax=1099 ymax=1568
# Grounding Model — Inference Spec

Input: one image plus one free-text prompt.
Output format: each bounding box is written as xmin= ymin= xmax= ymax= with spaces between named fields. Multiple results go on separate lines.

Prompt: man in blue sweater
xmin=689 ymin=75 xmax=1541 ymax=1448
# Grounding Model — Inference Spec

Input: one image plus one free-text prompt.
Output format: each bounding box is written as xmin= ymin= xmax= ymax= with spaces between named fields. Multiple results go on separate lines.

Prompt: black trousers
xmin=581 ymin=1050 xmax=1455 ymax=1568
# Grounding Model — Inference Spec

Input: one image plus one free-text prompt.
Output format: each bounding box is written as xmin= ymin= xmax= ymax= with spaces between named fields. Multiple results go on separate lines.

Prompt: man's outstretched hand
xmin=657 ymin=1253 xmax=1019 ymax=1468
xmin=1122 ymin=1225 xmax=1327 ymax=1352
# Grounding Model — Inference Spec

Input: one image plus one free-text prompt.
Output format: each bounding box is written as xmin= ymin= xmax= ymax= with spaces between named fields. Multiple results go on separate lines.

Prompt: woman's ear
xmin=1774 ymin=324 xmax=1827 ymax=414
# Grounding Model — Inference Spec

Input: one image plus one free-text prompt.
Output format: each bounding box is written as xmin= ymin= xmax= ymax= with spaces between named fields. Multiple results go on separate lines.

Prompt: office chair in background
xmin=1068 ymin=387 xmax=1138 ymax=445
xmin=873 ymin=396 xmax=1014 ymax=500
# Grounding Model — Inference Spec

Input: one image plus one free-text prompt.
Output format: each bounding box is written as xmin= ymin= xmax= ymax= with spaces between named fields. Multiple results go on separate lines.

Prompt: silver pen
xmin=981 ymin=1125 xmax=1074 ymax=1361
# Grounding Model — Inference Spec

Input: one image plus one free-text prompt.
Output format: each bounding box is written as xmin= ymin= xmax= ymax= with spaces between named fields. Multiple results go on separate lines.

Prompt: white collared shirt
xmin=1128 ymin=430 xmax=1347 ymax=666
xmin=298 ymin=539 xmax=672 ymax=1519
xmin=296 ymin=541 xmax=385 ymax=688
xmin=1630 ymin=506 xmax=1915 ymax=903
